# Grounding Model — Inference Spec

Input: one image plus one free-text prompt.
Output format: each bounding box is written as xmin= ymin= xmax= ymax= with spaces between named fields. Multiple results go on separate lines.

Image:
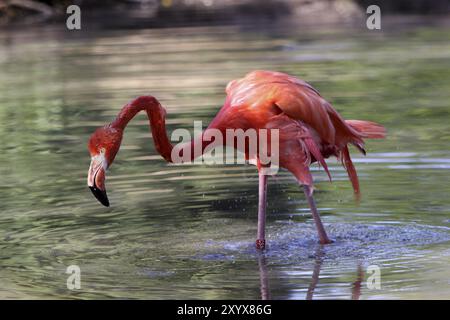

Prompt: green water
xmin=0 ymin=21 xmax=449 ymax=299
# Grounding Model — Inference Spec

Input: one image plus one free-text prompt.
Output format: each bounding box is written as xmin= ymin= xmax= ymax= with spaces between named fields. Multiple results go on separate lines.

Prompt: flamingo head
xmin=87 ymin=125 xmax=123 ymax=207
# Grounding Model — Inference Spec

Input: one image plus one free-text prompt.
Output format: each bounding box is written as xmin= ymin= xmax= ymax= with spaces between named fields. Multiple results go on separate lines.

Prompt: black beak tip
xmin=89 ymin=186 xmax=110 ymax=207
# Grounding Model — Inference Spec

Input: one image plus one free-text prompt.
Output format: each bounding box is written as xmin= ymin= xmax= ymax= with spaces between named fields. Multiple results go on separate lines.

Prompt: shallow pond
xmin=0 ymin=20 xmax=449 ymax=299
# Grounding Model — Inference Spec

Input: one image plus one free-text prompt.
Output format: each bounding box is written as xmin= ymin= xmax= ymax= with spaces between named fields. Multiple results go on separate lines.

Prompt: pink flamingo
xmin=87 ymin=70 xmax=385 ymax=249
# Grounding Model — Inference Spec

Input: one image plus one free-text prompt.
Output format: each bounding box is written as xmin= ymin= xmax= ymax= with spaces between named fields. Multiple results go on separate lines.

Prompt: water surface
xmin=0 ymin=21 xmax=449 ymax=299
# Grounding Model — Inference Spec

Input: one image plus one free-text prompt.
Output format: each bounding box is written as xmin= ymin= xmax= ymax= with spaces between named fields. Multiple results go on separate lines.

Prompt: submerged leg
xmin=303 ymin=185 xmax=332 ymax=244
xmin=256 ymin=172 xmax=268 ymax=250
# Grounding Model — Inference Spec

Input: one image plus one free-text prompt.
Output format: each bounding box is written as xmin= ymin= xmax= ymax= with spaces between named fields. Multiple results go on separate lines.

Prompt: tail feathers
xmin=346 ymin=120 xmax=386 ymax=139
xmin=304 ymin=136 xmax=332 ymax=182
xmin=341 ymin=120 xmax=384 ymax=201
xmin=342 ymin=145 xmax=360 ymax=200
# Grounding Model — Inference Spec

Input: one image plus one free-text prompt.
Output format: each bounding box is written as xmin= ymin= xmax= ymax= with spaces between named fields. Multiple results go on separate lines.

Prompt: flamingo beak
xmin=87 ymin=155 xmax=109 ymax=207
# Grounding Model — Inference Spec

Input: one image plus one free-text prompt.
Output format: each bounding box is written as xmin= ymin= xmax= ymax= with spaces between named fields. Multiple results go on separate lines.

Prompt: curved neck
xmin=110 ymin=96 xmax=207 ymax=163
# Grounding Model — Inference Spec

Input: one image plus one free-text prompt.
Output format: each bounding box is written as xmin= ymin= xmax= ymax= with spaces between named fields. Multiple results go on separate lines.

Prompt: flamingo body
xmin=208 ymin=70 xmax=384 ymax=191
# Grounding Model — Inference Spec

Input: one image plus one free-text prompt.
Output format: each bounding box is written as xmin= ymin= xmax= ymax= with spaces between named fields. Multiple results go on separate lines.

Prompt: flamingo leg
xmin=303 ymin=185 xmax=332 ymax=244
xmin=256 ymin=171 xmax=268 ymax=250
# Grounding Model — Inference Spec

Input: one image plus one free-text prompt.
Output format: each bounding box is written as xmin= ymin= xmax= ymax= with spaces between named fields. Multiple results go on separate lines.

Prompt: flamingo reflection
xmin=257 ymin=247 xmax=365 ymax=300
